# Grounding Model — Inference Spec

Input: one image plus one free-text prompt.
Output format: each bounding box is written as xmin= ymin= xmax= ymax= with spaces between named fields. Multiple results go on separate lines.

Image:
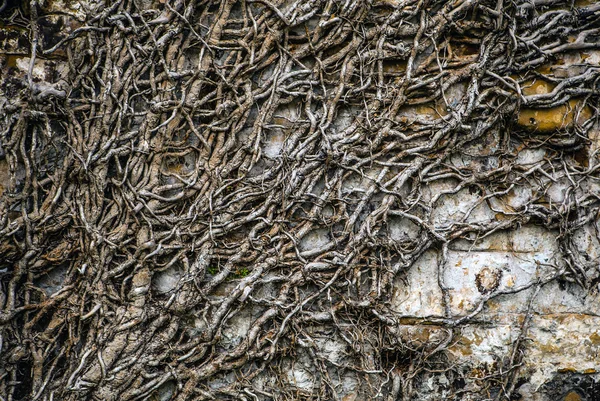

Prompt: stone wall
xmin=1 ymin=1 xmax=600 ymax=400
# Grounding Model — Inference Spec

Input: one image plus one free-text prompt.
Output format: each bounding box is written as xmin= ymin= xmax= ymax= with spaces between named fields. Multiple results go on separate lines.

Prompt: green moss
xmin=207 ymin=264 xmax=219 ymax=275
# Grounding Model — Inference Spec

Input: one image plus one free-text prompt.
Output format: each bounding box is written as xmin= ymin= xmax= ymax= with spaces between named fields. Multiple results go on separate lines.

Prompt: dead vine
xmin=0 ymin=0 xmax=599 ymax=400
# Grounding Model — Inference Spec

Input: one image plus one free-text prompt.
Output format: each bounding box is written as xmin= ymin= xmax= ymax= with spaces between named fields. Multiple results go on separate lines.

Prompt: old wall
xmin=1 ymin=1 xmax=600 ymax=400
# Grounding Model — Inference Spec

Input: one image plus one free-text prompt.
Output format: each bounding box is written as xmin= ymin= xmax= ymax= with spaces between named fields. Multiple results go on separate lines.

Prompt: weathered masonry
xmin=1 ymin=1 xmax=600 ymax=400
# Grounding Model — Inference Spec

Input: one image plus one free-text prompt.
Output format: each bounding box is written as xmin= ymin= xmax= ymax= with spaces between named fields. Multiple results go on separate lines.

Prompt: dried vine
xmin=0 ymin=0 xmax=599 ymax=400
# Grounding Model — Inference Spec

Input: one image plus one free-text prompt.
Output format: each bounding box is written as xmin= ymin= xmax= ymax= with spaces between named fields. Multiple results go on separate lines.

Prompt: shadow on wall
xmin=526 ymin=373 xmax=600 ymax=401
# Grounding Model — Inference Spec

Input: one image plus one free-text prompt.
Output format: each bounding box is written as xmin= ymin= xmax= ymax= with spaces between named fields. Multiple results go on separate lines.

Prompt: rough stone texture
xmin=1 ymin=1 xmax=600 ymax=400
